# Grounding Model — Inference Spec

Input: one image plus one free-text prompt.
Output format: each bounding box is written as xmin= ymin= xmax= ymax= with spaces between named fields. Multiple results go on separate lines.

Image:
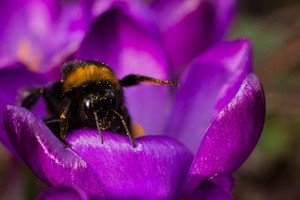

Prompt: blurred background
xmin=231 ymin=0 xmax=300 ymax=199
xmin=0 ymin=0 xmax=300 ymax=199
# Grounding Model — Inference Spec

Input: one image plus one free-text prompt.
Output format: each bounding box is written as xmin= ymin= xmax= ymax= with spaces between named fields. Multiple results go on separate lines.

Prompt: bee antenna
xmin=120 ymin=74 xmax=179 ymax=87
xmin=112 ymin=109 xmax=136 ymax=148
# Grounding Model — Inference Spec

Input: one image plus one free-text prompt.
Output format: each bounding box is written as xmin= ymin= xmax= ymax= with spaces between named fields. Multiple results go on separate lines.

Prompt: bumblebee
xmin=20 ymin=60 xmax=178 ymax=147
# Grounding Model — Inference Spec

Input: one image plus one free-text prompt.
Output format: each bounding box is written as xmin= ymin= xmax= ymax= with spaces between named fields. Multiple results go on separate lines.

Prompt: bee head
xmin=83 ymin=88 xmax=118 ymax=121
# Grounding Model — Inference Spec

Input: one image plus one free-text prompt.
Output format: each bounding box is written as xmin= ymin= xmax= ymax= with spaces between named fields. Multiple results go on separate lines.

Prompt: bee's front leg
xmin=60 ymin=101 xmax=71 ymax=147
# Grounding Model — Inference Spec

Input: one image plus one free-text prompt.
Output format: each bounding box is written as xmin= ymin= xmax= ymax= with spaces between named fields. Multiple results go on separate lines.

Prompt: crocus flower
xmin=0 ymin=2 xmax=265 ymax=200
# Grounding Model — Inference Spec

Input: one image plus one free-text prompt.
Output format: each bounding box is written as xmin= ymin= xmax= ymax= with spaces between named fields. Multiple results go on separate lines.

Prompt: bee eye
xmin=102 ymin=89 xmax=117 ymax=106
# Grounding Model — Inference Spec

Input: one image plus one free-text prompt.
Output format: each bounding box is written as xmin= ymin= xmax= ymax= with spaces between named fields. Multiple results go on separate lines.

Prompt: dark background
xmin=232 ymin=0 xmax=300 ymax=199
xmin=1 ymin=0 xmax=300 ymax=199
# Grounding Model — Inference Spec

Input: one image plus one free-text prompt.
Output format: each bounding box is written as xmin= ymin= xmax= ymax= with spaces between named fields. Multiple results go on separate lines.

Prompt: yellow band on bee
xmin=63 ymin=64 xmax=120 ymax=92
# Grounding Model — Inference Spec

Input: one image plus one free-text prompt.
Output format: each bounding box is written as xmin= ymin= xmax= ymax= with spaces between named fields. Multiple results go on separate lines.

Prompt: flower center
xmin=17 ymin=39 xmax=42 ymax=71
xmin=132 ymin=123 xmax=145 ymax=138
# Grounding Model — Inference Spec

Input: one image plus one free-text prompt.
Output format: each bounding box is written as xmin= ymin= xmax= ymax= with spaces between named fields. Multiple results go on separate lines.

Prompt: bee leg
xmin=93 ymin=111 xmax=104 ymax=144
xmin=120 ymin=74 xmax=179 ymax=87
xmin=112 ymin=110 xmax=136 ymax=148
xmin=44 ymin=119 xmax=61 ymax=125
xmin=60 ymin=101 xmax=71 ymax=147
xmin=19 ymin=87 xmax=44 ymax=109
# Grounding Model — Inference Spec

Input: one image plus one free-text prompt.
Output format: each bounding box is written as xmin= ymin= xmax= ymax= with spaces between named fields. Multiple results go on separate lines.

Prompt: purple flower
xmin=0 ymin=1 xmax=265 ymax=199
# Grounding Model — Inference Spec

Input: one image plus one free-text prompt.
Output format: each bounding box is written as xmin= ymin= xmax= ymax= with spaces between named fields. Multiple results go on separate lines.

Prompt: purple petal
xmin=184 ymin=73 xmax=265 ymax=193
xmin=0 ymin=0 xmax=93 ymax=71
xmin=166 ymin=39 xmax=252 ymax=153
xmin=3 ymin=105 xmax=108 ymax=199
xmin=67 ymin=129 xmax=193 ymax=199
xmin=149 ymin=0 xmax=236 ymax=76
xmin=90 ymin=1 xmax=155 ymax=30
xmin=4 ymin=105 xmax=193 ymax=199
xmin=212 ymin=0 xmax=236 ymax=41
xmin=0 ymin=63 xmax=47 ymax=155
xmin=37 ymin=185 xmax=88 ymax=200
xmin=0 ymin=50 xmax=14 ymax=68
xmin=185 ymin=181 xmax=232 ymax=200
xmin=76 ymin=7 xmax=168 ymax=78
xmin=76 ymin=8 xmax=172 ymax=135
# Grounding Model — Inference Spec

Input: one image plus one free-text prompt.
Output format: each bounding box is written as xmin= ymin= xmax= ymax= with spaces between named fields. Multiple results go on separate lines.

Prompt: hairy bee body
xmin=20 ymin=60 xmax=178 ymax=147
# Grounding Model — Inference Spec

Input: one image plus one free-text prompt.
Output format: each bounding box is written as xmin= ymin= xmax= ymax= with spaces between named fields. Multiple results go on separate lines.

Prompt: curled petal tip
xmin=185 ymin=73 xmax=265 ymax=192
